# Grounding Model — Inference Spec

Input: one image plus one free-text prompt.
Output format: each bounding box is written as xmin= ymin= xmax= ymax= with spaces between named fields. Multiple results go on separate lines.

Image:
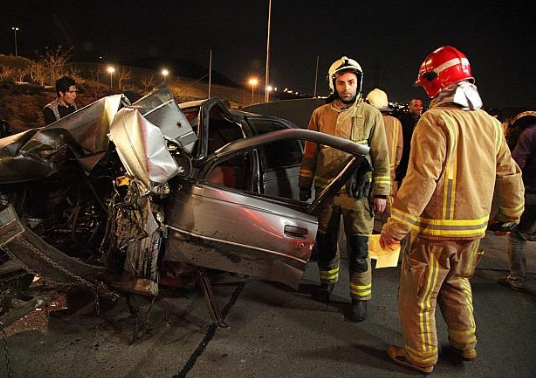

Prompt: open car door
xmin=165 ymin=129 xmax=369 ymax=288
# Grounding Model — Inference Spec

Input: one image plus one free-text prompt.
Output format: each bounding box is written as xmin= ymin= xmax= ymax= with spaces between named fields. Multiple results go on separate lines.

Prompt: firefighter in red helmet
xmin=380 ymin=46 xmax=525 ymax=373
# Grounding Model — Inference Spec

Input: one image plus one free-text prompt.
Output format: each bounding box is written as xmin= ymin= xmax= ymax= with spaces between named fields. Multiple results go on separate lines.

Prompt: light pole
xmin=11 ymin=27 xmax=19 ymax=57
xmin=313 ymin=55 xmax=319 ymax=98
xmin=266 ymin=85 xmax=273 ymax=102
xmin=161 ymin=68 xmax=169 ymax=83
xmin=264 ymin=0 xmax=272 ymax=102
xmin=107 ymin=66 xmax=115 ymax=90
xmin=248 ymin=78 xmax=258 ymax=103
xmin=208 ymin=48 xmax=213 ymax=98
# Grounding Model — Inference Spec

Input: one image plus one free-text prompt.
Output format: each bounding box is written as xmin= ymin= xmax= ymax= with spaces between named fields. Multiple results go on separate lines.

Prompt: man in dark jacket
xmin=43 ymin=76 xmax=77 ymax=125
xmin=395 ymin=97 xmax=423 ymax=184
xmin=499 ymin=111 xmax=536 ymax=291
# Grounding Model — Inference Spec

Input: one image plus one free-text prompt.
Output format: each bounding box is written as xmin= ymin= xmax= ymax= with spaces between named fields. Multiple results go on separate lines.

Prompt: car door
xmin=246 ymin=116 xmax=303 ymax=200
xmin=165 ymin=129 xmax=370 ymax=289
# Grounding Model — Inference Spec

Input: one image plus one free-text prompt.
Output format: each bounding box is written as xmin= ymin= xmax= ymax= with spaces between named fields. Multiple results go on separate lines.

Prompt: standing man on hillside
xmin=380 ymin=46 xmax=524 ymax=373
xmin=43 ymin=76 xmax=77 ymax=125
xmin=299 ymin=56 xmax=391 ymax=322
xmin=395 ymin=97 xmax=423 ymax=184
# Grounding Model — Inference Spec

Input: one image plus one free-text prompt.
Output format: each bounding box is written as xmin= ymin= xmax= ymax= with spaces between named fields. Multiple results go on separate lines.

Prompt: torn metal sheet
xmin=109 ymin=107 xmax=179 ymax=193
xmin=131 ymin=85 xmax=197 ymax=153
xmin=0 ymin=95 xmax=124 ymax=183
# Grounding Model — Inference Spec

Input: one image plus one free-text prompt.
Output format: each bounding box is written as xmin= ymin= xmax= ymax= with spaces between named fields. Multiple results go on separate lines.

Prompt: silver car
xmin=0 ymin=86 xmax=369 ymax=328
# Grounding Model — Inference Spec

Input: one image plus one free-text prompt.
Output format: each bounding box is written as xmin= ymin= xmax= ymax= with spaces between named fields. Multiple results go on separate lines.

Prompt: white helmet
xmin=366 ymin=88 xmax=392 ymax=111
xmin=327 ymin=56 xmax=363 ymax=94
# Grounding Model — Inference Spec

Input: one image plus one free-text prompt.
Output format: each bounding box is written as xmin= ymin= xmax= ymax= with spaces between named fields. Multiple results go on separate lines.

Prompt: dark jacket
xmin=513 ymin=122 xmax=536 ymax=194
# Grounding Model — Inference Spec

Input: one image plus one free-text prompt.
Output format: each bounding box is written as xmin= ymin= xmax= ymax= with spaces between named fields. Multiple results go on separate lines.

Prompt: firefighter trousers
xmin=398 ymin=234 xmax=484 ymax=368
xmin=316 ymin=193 xmax=374 ymax=300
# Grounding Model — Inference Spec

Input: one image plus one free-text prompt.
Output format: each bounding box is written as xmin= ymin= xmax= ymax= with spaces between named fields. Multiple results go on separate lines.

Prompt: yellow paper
xmin=368 ymin=234 xmax=401 ymax=268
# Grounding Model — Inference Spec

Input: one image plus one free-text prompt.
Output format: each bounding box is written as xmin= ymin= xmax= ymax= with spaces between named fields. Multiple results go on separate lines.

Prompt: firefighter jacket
xmin=382 ymin=114 xmax=403 ymax=182
xmin=299 ymin=98 xmax=391 ymax=197
xmin=382 ymin=104 xmax=525 ymax=241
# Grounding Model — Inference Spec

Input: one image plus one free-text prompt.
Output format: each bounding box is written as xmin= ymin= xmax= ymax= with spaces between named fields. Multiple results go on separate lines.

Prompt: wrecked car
xmin=0 ymin=85 xmax=369 ymax=330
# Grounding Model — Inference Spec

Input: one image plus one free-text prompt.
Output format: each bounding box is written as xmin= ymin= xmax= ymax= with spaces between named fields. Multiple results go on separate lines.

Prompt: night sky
xmin=2 ymin=0 xmax=536 ymax=108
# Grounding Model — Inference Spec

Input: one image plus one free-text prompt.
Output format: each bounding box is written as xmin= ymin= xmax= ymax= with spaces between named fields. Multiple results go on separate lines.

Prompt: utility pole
xmin=371 ymin=58 xmax=386 ymax=89
xmin=208 ymin=48 xmax=212 ymax=98
xmin=313 ymin=55 xmax=319 ymax=98
xmin=264 ymin=0 xmax=272 ymax=102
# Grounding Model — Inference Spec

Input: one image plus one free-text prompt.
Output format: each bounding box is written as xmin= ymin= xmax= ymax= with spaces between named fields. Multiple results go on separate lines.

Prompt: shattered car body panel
xmin=0 ymin=94 xmax=124 ymax=183
xmin=0 ymin=85 xmax=370 ymax=328
xmin=109 ymin=107 xmax=179 ymax=194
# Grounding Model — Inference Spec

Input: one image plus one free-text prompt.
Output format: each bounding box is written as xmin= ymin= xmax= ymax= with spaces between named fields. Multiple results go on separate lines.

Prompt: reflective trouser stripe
xmin=398 ymin=235 xmax=482 ymax=367
xmin=350 ymin=264 xmax=372 ymax=300
xmin=449 ymin=326 xmax=477 ymax=350
xmin=418 ymin=246 xmax=440 ymax=354
xmin=319 ymin=267 xmax=338 ymax=283
xmin=350 ymin=282 xmax=371 ymax=298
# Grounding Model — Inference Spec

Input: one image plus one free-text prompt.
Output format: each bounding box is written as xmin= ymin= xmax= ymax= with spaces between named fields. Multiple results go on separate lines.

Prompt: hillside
xmin=0 ymin=53 xmax=304 ymax=133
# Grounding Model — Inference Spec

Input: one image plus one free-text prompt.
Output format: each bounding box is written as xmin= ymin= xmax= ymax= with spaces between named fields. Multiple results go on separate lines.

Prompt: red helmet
xmin=415 ymin=46 xmax=474 ymax=98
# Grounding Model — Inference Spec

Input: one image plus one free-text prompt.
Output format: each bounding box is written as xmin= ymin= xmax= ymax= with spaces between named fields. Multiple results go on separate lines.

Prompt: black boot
xmin=347 ymin=299 xmax=367 ymax=322
xmin=311 ymin=283 xmax=334 ymax=303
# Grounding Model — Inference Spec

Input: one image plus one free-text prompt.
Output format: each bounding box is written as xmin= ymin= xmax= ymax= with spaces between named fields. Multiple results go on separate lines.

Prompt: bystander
xmin=43 ymin=76 xmax=78 ymax=125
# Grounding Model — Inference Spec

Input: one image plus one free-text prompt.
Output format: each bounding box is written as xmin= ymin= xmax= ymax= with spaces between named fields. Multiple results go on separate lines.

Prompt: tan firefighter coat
xmin=382 ymin=105 xmax=525 ymax=241
xmin=299 ymin=98 xmax=391 ymax=197
xmin=382 ymin=114 xmax=403 ymax=183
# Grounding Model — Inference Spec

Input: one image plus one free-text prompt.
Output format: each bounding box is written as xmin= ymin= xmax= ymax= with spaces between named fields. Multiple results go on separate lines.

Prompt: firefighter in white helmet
xmin=380 ymin=46 xmax=525 ymax=373
xmin=366 ymin=88 xmax=404 ymax=228
xmin=299 ymin=56 xmax=391 ymax=322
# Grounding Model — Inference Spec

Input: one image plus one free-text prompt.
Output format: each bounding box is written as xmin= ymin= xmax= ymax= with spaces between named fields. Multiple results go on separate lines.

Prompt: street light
xmin=107 ymin=66 xmax=115 ymax=90
xmin=248 ymin=78 xmax=258 ymax=103
xmin=11 ymin=27 xmax=19 ymax=57
xmin=161 ymin=68 xmax=169 ymax=83
xmin=266 ymin=85 xmax=273 ymax=102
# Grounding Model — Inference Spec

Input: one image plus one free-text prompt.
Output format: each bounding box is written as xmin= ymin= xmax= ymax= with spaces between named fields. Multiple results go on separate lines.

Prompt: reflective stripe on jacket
xmin=299 ymin=99 xmax=391 ymax=196
xmin=383 ymin=105 xmax=524 ymax=240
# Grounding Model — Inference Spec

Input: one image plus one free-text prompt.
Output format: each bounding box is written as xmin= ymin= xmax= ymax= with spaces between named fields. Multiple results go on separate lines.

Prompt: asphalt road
xmin=1 ymin=231 xmax=535 ymax=378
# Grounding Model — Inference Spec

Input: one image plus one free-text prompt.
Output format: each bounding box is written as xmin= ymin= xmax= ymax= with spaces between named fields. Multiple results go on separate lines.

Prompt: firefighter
xmin=380 ymin=46 xmax=525 ymax=373
xmin=366 ymin=88 xmax=404 ymax=228
xmin=299 ymin=56 xmax=391 ymax=322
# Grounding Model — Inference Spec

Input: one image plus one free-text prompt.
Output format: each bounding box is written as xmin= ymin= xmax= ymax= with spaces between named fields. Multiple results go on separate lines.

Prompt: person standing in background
xmin=366 ymin=88 xmax=403 ymax=228
xmin=395 ymin=97 xmax=423 ymax=184
xmin=498 ymin=111 xmax=536 ymax=291
xmin=43 ymin=76 xmax=78 ymax=125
